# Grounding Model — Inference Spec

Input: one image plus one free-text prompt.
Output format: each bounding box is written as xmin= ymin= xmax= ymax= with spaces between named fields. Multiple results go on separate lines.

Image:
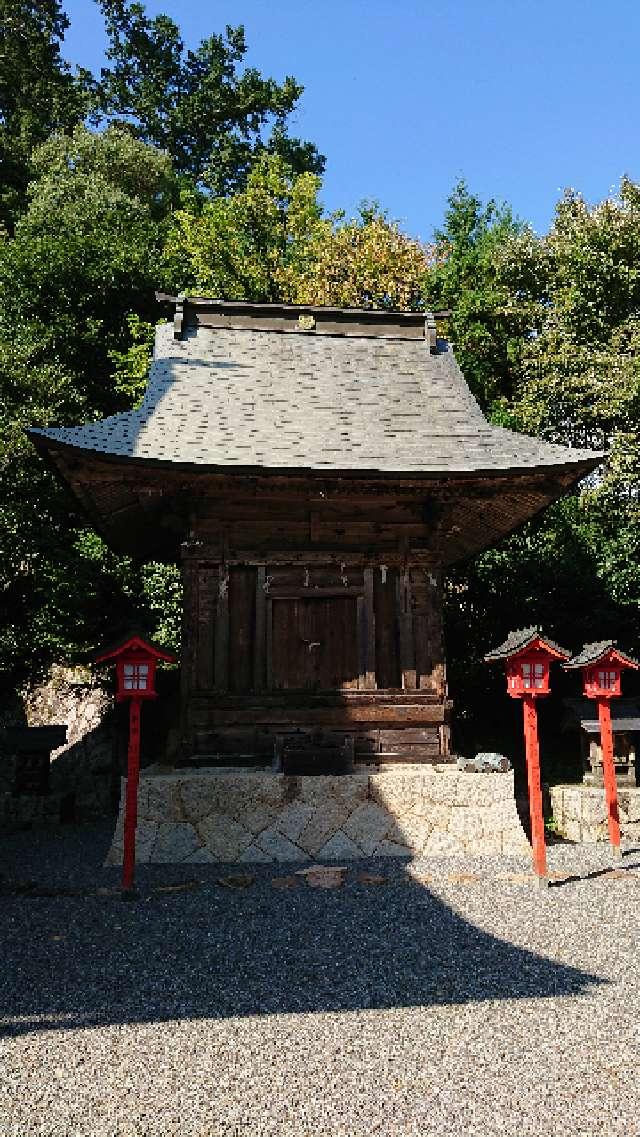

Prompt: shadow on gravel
xmin=0 ymin=823 xmax=602 ymax=1038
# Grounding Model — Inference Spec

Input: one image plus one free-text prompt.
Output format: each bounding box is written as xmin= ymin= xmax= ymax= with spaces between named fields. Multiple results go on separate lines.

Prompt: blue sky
xmin=63 ymin=0 xmax=640 ymax=240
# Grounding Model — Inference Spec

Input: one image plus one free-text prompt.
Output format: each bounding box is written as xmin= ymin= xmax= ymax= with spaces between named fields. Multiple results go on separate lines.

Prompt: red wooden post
xmin=597 ymin=696 xmax=621 ymax=856
xmin=122 ymin=697 xmax=142 ymax=892
xmin=523 ymin=695 xmax=547 ymax=880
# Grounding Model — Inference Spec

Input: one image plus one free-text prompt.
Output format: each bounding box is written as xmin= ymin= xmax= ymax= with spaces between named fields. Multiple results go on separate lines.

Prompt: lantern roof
xmin=563 ymin=641 xmax=639 ymax=671
xmin=94 ymin=632 xmax=177 ymax=666
xmin=29 ymin=296 xmax=604 ymax=479
xmin=484 ymin=626 xmax=570 ymax=663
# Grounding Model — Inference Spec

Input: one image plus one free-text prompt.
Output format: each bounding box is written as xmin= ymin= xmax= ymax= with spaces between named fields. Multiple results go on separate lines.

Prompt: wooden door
xmin=271 ymin=597 xmax=359 ymax=690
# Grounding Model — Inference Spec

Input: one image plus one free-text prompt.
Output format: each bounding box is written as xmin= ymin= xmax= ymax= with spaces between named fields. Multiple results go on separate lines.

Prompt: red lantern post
xmin=564 ymin=642 xmax=639 ymax=858
xmin=95 ymin=634 xmax=176 ymax=893
xmin=485 ymin=628 xmax=570 ymax=887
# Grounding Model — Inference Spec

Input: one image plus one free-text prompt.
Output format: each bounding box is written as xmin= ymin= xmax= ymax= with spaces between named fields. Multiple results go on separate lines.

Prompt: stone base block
xmin=106 ymin=766 xmax=529 ymax=865
xmin=550 ymin=783 xmax=640 ymax=844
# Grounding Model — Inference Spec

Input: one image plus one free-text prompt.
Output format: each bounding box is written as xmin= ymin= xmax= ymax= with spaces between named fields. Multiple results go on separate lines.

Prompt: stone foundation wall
xmin=27 ymin=664 xmax=116 ymax=819
xmin=106 ymin=766 xmax=529 ymax=865
xmin=550 ymin=783 xmax=640 ymax=843
xmin=1 ymin=665 xmax=116 ymax=832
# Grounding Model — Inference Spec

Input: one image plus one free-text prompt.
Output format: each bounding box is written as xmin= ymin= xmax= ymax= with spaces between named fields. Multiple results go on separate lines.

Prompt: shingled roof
xmin=29 ymin=298 xmax=604 ymax=479
xmin=484 ymin=627 xmax=570 ymax=663
xmin=564 ymin=642 xmax=640 ymax=670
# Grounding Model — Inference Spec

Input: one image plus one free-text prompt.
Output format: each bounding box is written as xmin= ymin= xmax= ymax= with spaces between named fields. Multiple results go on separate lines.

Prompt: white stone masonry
xmin=106 ymin=766 xmax=529 ymax=865
xmin=550 ymin=783 xmax=640 ymax=843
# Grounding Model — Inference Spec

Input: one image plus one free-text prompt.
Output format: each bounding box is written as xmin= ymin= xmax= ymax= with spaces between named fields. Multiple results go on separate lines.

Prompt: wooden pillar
xmin=357 ymin=568 xmax=376 ymax=689
xmin=254 ymin=565 xmax=266 ymax=693
xmin=398 ymin=570 xmax=416 ymax=690
xmin=214 ymin=564 xmax=229 ymax=692
xmin=411 ymin=567 xmax=446 ymax=695
xmin=180 ymin=553 xmax=197 ymax=701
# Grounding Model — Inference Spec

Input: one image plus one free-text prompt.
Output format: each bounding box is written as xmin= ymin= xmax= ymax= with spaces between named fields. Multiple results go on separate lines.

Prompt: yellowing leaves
xmin=165 ymin=154 xmax=434 ymax=311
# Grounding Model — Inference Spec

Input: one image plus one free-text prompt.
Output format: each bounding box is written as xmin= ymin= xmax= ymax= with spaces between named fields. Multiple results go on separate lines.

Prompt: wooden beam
xmin=268 ymin=586 xmax=363 ymax=598
xmin=198 ymin=704 xmax=447 ymax=725
xmin=188 ymin=691 xmax=449 ymax=708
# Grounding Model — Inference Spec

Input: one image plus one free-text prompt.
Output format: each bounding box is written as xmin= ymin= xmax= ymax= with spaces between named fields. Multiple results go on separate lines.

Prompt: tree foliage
xmin=164 ymin=154 xmax=329 ymax=300
xmin=0 ymin=125 xmax=173 ymax=687
xmin=96 ymin=0 xmax=324 ymax=191
xmin=166 ymin=155 xmax=433 ymax=309
xmin=0 ymin=0 xmax=324 ymax=691
xmin=424 ymin=180 xmax=526 ymax=409
xmin=505 ymin=181 xmax=640 ymax=619
xmin=443 ymin=179 xmax=640 ymax=758
xmin=293 ymin=202 xmax=433 ymax=310
xmin=0 ymin=0 xmax=90 ymax=230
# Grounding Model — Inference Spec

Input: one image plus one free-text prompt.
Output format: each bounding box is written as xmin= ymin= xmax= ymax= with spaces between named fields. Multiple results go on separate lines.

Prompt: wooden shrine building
xmin=29 ymin=297 xmax=603 ymax=770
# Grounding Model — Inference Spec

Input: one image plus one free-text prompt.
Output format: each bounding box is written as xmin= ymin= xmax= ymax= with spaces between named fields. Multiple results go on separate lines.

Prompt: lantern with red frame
xmin=485 ymin=628 xmax=570 ymax=886
xmin=505 ymin=651 xmax=553 ymax=698
xmin=95 ymin=634 xmax=177 ymax=893
xmin=97 ymin=635 xmax=172 ymax=702
xmin=564 ymin=641 xmax=639 ymax=857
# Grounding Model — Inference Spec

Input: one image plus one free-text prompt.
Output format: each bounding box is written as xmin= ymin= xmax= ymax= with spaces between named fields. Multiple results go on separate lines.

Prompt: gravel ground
xmin=2 ymin=821 xmax=640 ymax=1137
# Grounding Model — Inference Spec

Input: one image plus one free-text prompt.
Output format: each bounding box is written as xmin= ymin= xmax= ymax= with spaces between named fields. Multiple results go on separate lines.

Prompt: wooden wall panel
xmin=321 ymin=597 xmax=359 ymax=690
xmin=270 ymin=596 xmax=359 ymax=690
xmin=181 ymin=537 xmax=450 ymax=764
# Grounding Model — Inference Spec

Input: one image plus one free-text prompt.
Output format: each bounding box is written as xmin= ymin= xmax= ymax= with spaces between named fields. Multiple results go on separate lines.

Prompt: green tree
xmin=503 ymin=180 xmax=640 ymax=623
xmin=164 ymin=153 xmax=330 ymax=300
xmin=294 ymin=202 xmax=433 ymax=310
xmin=442 ymin=180 xmax=640 ymax=762
xmin=0 ymin=125 xmax=175 ymax=687
xmin=166 ymin=156 xmax=433 ymax=309
xmin=1 ymin=124 xmax=174 ymax=417
xmin=97 ymin=0 xmax=324 ymax=192
xmin=0 ymin=0 xmax=330 ymax=691
xmin=425 ymin=179 xmax=525 ymax=410
xmin=0 ymin=0 xmax=90 ymax=231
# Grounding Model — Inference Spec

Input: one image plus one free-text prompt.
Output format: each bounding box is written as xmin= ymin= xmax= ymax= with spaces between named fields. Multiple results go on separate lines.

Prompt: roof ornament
xmin=425 ymin=311 xmax=437 ymax=354
xmin=174 ymin=291 xmax=187 ymax=340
